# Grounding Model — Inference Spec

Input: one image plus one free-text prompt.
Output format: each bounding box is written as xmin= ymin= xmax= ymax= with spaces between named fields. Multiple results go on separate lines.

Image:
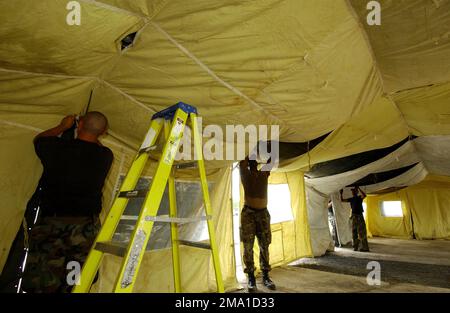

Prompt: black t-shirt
xmin=349 ymin=196 xmax=364 ymax=215
xmin=34 ymin=137 xmax=113 ymax=216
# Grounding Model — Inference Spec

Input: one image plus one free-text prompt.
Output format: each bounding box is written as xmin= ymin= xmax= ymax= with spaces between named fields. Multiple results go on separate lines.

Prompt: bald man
xmin=22 ymin=112 xmax=113 ymax=293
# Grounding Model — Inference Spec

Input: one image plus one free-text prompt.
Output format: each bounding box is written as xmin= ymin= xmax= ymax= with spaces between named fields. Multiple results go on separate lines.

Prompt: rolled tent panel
xmin=348 ymin=163 xmax=420 ymax=187
xmin=330 ymin=193 xmax=352 ymax=246
xmin=305 ymin=141 xmax=420 ymax=195
xmin=305 ymin=185 xmax=333 ymax=256
xmin=307 ymin=138 xmax=412 ymax=179
xmin=279 ymin=96 xmax=410 ymax=172
xmin=414 ymin=136 xmax=450 ymax=176
xmin=363 ymin=163 xmax=429 ymax=194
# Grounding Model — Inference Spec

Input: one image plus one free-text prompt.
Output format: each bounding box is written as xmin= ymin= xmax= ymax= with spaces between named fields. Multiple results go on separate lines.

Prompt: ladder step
xmin=118 ymin=190 xmax=148 ymax=199
xmin=139 ymin=145 xmax=158 ymax=154
xmin=95 ymin=239 xmax=212 ymax=257
xmin=178 ymin=240 xmax=211 ymax=250
xmin=95 ymin=241 xmax=128 ymax=257
xmin=175 ymin=162 xmax=198 ymax=170
xmin=144 ymin=215 xmax=211 ymax=224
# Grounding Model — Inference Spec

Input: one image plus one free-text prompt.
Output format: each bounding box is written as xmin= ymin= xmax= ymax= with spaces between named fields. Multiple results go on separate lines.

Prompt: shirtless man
xmin=239 ymin=156 xmax=276 ymax=292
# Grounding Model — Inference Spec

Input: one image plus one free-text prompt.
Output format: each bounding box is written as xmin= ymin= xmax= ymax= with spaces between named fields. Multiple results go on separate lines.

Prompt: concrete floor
xmin=237 ymin=238 xmax=450 ymax=293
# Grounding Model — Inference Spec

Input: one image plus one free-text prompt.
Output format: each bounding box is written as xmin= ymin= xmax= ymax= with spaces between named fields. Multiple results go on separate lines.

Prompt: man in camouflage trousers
xmin=240 ymin=156 xmax=275 ymax=292
xmin=22 ymin=217 xmax=100 ymax=293
xmin=340 ymin=186 xmax=370 ymax=252
xmin=22 ymin=112 xmax=113 ymax=292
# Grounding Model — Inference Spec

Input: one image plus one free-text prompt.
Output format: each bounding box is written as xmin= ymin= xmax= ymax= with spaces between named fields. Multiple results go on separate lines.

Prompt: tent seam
xmin=149 ymin=21 xmax=287 ymax=127
xmin=0 ymin=120 xmax=43 ymax=132
xmin=0 ymin=67 xmax=155 ymax=114
xmin=100 ymin=80 xmax=156 ymax=113
xmin=344 ymin=0 xmax=387 ymax=94
xmin=0 ymin=67 xmax=96 ymax=81
xmin=390 ymin=79 xmax=450 ymax=95
xmin=0 ymin=119 xmax=136 ymax=154
xmin=78 ymin=0 xmax=150 ymax=19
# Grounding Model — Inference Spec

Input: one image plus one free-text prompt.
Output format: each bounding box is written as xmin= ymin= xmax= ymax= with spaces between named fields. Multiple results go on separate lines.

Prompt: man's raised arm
xmin=340 ymin=189 xmax=350 ymax=202
xmin=34 ymin=115 xmax=76 ymax=143
xmin=358 ymin=186 xmax=367 ymax=199
xmin=239 ymin=156 xmax=249 ymax=174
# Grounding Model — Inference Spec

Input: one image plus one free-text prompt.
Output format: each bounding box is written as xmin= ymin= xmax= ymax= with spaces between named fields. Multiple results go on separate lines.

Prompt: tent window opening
xmin=267 ymin=184 xmax=294 ymax=224
xmin=380 ymin=201 xmax=403 ymax=217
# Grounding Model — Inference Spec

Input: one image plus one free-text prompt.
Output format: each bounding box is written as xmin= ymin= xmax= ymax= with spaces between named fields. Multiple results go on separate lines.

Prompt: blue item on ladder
xmin=152 ymin=102 xmax=198 ymax=120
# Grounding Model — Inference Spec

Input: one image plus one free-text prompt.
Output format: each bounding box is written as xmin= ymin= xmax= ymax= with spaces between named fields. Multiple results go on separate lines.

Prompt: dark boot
xmin=247 ymin=273 xmax=257 ymax=292
xmin=262 ymin=271 xmax=276 ymax=290
xmin=360 ymin=239 xmax=370 ymax=252
xmin=353 ymin=239 xmax=360 ymax=251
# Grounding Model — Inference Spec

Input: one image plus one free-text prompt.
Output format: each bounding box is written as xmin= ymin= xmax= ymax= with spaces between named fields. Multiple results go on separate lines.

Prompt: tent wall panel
xmin=0 ymin=126 xmax=42 ymax=271
xmin=366 ymin=176 xmax=450 ymax=240
xmin=366 ymin=191 xmax=413 ymax=239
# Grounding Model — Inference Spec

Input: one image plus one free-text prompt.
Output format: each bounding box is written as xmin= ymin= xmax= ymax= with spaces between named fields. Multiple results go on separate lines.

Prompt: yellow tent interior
xmin=0 ymin=0 xmax=449 ymax=292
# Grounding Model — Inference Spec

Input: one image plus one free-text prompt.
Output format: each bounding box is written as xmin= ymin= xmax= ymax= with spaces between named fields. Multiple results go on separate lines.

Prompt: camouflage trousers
xmin=22 ymin=216 xmax=100 ymax=293
xmin=240 ymin=206 xmax=272 ymax=274
xmin=351 ymin=214 xmax=369 ymax=250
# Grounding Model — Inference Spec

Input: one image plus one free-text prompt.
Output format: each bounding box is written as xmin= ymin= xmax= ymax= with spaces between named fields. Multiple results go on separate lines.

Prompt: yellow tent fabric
xmin=366 ymin=176 xmax=450 ymax=240
xmin=1 ymin=0 xmax=450 ymax=290
xmin=366 ymin=191 xmax=413 ymax=239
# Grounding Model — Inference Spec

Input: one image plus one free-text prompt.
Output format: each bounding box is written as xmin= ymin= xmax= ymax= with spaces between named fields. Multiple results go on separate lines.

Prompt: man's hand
xmin=60 ymin=115 xmax=76 ymax=131
xmin=358 ymin=186 xmax=367 ymax=199
xmin=34 ymin=114 xmax=77 ymax=142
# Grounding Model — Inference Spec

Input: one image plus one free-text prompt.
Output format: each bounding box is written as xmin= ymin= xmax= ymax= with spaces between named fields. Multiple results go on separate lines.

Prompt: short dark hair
xmin=81 ymin=111 xmax=108 ymax=136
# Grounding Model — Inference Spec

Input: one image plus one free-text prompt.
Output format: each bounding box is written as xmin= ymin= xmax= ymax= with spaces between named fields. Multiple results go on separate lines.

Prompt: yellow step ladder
xmin=73 ymin=102 xmax=224 ymax=293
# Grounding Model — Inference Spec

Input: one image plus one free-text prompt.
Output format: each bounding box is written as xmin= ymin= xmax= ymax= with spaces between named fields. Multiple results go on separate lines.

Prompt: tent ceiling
xmin=349 ymin=0 xmax=450 ymax=94
xmin=0 ymin=0 xmax=449 ymax=175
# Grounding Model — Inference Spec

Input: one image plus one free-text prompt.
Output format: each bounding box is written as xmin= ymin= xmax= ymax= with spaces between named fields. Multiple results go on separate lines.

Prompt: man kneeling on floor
xmin=239 ymin=155 xmax=276 ymax=292
xmin=340 ymin=186 xmax=370 ymax=252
